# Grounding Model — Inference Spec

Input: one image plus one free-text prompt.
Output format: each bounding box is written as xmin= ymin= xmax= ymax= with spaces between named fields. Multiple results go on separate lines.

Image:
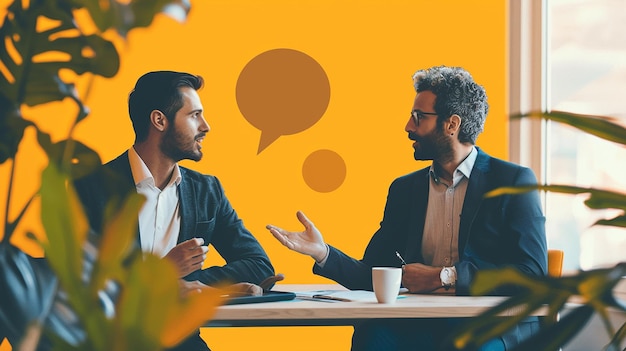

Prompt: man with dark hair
xmin=267 ymin=65 xmax=547 ymax=351
xmin=76 ymin=70 xmax=276 ymax=351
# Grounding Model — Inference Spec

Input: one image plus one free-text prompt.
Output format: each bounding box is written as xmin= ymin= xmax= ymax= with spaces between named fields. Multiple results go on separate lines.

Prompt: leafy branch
xmin=448 ymin=111 xmax=626 ymax=351
xmin=445 ymin=265 xmax=626 ymax=351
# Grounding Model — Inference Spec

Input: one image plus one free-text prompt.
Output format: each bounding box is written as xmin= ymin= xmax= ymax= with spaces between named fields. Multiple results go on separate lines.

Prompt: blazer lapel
xmin=105 ymin=151 xmax=142 ymax=249
xmin=107 ymin=151 xmax=134 ymax=185
xmin=405 ymin=170 xmax=430 ymax=263
xmin=458 ymin=149 xmax=491 ymax=254
xmin=177 ymin=168 xmax=196 ymax=244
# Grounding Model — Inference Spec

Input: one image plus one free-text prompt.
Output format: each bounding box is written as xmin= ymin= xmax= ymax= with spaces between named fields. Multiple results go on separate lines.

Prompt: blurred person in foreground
xmin=267 ymin=65 xmax=547 ymax=351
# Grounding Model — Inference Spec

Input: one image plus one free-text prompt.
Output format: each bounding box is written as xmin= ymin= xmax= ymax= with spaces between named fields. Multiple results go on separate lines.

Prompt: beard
xmin=410 ymin=127 xmax=453 ymax=163
xmin=160 ymin=124 xmax=204 ymax=162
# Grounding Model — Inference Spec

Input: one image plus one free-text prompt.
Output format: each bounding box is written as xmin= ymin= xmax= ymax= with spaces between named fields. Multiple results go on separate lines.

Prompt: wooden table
xmin=208 ymin=284 xmax=548 ymax=327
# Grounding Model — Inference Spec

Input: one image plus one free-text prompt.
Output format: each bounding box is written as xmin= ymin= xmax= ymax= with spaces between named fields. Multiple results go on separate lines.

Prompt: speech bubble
xmin=302 ymin=149 xmax=346 ymax=193
xmin=236 ymin=48 xmax=331 ymax=154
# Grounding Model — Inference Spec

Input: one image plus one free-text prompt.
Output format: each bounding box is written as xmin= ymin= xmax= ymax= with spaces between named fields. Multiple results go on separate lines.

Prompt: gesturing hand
xmin=266 ymin=211 xmax=328 ymax=262
xmin=164 ymin=238 xmax=208 ymax=278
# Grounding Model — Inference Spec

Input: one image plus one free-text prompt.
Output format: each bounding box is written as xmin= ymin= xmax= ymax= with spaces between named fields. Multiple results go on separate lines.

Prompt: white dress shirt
xmin=128 ymin=147 xmax=182 ymax=257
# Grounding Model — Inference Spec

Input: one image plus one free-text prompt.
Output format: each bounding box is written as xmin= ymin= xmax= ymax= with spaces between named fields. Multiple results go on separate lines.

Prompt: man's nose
xmin=200 ymin=115 xmax=210 ymax=132
xmin=405 ymin=116 xmax=415 ymax=133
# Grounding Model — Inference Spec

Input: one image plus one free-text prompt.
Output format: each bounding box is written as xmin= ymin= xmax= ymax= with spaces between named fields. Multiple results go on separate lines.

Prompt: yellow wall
xmin=0 ymin=1 xmax=507 ymax=350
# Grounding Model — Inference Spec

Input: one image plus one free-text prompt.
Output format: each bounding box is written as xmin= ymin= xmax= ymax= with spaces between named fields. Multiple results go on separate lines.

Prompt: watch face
xmin=441 ymin=267 xmax=453 ymax=285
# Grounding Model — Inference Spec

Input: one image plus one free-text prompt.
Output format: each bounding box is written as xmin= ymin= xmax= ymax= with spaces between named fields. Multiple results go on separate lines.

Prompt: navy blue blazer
xmin=74 ymin=151 xmax=274 ymax=286
xmin=314 ymin=148 xmax=547 ymax=296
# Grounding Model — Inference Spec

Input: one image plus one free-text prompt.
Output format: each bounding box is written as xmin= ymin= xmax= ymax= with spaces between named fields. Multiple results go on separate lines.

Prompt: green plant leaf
xmin=447 ymin=292 xmax=553 ymax=350
xmin=79 ymin=190 xmax=145 ymax=350
xmin=39 ymin=163 xmax=86 ymax=275
xmin=0 ymin=0 xmax=120 ymax=109
xmin=39 ymin=160 xmax=122 ymax=351
xmin=2 ymin=1 xmax=198 ymax=350
xmin=80 ymin=0 xmax=189 ymax=38
xmin=39 ymin=161 xmax=89 ymax=313
xmin=515 ymin=111 xmax=626 ymax=146
xmin=604 ymin=320 xmax=626 ymax=351
xmin=0 ymin=243 xmax=59 ymax=347
xmin=116 ymin=255 xmax=180 ymax=351
xmin=36 ymin=137 xmax=102 ymax=180
xmin=3 ymin=193 xmax=36 ymax=244
xmin=595 ymin=216 xmax=626 ymax=228
xmin=113 ymin=254 xmax=224 ymax=350
xmin=508 ymin=305 xmax=595 ymax=351
xmin=486 ymin=184 xmax=626 ymax=201
xmin=486 ymin=185 xmax=626 ymax=228
xmin=0 ymin=98 xmax=31 ymax=164
xmin=447 ymin=265 xmax=626 ymax=351
xmin=35 ymin=35 xmax=120 ymax=77
xmin=47 ymin=331 xmax=84 ymax=351
xmin=92 ymin=191 xmax=144 ymax=290
xmin=160 ymin=282 xmax=225 ymax=348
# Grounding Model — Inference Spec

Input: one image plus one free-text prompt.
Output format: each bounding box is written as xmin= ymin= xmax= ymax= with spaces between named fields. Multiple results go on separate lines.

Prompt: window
xmin=510 ymin=0 xmax=626 ymax=271
xmin=546 ymin=0 xmax=626 ymax=270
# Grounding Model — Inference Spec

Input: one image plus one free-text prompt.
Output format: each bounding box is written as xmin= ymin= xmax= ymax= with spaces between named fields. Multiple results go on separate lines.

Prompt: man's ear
xmin=150 ymin=110 xmax=168 ymax=132
xmin=446 ymin=114 xmax=461 ymax=136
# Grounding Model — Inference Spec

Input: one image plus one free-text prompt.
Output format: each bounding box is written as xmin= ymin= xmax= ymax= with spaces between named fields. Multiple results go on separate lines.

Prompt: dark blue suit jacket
xmin=74 ymin=151 xmax=274 ymax=286
xmin=314 ymin=148 xmax=547 ymax=296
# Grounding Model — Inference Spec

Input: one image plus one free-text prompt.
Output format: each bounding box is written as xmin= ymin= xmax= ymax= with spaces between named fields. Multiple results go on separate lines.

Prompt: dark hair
xmin=128 ymin=71 xmax=204 ymax=142
xmin=412 ymin=66 xmax=488 ymax=144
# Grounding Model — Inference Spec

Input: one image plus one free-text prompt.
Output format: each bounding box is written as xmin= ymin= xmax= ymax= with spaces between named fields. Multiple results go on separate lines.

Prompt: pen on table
xmin=395 ymin=251 xmax=407 ymax=267
xmin=297 ymin=295 xmax=349 ymax=303
xmin=312 ymin=295 xmax=352 ymax=302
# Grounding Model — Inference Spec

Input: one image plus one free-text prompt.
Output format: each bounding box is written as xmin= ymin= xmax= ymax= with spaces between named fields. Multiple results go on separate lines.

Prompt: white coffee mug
xmin=372 ymin=267 xmax=402 ymax=304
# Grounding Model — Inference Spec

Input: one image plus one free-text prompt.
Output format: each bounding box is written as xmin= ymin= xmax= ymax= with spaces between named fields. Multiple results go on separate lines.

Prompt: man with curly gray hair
xmin=267 ymin=65 xmax=547 ymax=350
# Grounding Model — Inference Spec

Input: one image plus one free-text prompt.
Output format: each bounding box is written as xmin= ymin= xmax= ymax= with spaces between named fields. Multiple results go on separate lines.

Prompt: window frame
xmin=508 ymin=0 xmax=547 ymax=187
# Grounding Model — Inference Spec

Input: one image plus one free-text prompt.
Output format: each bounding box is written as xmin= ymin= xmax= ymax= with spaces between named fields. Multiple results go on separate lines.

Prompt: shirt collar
xmin=429 ymin=146 xmax=478 ymax=186
xmin=128 ymin=146 xmax=182 ymax=188
xmin=456 ymin=146 xmax=477 ymax=180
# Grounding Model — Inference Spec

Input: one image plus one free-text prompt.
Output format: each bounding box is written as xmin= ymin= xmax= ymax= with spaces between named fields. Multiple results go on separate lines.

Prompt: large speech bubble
xmin=236 ymin=48 xmax=331 ymax=154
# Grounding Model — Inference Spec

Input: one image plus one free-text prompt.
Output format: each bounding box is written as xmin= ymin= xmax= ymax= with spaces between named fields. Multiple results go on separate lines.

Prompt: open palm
xmin=266 ymin=211 xmax=328 ymax=262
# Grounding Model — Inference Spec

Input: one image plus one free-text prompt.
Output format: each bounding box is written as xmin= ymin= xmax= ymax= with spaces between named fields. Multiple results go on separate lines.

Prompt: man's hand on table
xmin=178 ymin=273 xmax=286 ymax=298
xmin=402 ymin=263 xmax=453 ymax=294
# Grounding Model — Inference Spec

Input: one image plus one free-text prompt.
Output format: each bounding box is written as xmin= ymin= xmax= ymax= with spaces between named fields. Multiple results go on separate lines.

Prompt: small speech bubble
xmin=236 ymin=48 xmax=331 ymax=154
xmin=302 ymin=149 xmax=346 ymax=193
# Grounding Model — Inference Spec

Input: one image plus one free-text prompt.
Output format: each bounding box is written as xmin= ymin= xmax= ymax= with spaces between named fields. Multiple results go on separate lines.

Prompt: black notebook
xmin=223 ymin=290 xmax=296 ymax=305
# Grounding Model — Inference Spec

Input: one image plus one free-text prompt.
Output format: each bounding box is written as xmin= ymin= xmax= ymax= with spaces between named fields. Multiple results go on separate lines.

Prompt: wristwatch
xmin=440 ymin=266 xmax=456 ymax=290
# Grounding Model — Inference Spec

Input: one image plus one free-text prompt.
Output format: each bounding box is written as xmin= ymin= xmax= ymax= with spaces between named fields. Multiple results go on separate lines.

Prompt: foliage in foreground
xmin=1 ymin=1 xmax=227 ymax=350
xmin=447 ymin=111 xmax=626 ymax=351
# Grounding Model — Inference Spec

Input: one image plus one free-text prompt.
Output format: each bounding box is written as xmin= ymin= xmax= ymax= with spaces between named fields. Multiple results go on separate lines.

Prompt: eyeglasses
xmin=410 ymin=110 xmax=438 ymax=126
